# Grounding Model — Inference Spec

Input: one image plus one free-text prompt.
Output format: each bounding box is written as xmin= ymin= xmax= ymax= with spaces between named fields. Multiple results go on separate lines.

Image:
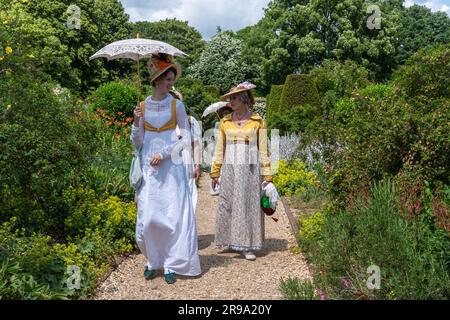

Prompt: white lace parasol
xmin=89 ymin=38 xmax=188 ymax=61
xmin=202 ymin=101 xmax=229 ymax=118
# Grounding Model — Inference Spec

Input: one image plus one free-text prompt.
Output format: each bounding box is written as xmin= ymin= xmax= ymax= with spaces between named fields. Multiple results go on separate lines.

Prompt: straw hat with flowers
xmin=147 ymin=53 xmax=182 ymax=84
xmin=220 ymin=81 xmax=256 ymax=100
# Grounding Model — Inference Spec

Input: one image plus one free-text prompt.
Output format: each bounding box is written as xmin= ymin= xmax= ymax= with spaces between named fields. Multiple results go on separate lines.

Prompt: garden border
xmin=280 ymin=196 xmax=299 ymax=241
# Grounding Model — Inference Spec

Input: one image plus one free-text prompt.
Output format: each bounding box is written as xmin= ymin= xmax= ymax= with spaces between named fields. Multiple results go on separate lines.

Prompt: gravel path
xmin=93 ymin=174 xmax=311 ymax=300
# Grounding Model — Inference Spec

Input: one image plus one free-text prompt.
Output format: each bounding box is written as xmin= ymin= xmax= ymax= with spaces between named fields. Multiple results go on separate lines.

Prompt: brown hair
xmin=217 ymin=106 xmax=233 ymax=119
xmin=237 ymin=90 xmax=255 ymax=108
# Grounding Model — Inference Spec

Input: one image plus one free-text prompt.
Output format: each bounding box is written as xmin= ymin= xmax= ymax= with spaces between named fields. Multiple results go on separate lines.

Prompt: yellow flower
xmin=26 ymin=53 xmax=35 ymax=59
xmin=5 ymin=47 xmax=13 ymax=54
xmin=0 ymin=56 xmax=4 ymax=62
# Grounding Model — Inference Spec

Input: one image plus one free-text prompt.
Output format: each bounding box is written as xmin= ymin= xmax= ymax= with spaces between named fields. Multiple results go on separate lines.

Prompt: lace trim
xmin=215 ymin=244 xmax=262 ymax=252
xmin=146 ymin=95 xmax=172 ymax=112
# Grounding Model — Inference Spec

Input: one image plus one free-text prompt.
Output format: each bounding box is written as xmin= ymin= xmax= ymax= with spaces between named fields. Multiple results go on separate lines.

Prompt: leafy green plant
xmin=83 ymin=120 xmax=134 ymax=200
xmin=0 ymin=259 xmax=68 ymax=300
xmin=273 ymin=160 xmax=318 ymax=196
xmin=280 ymin=278 xmax=318 ymax=300
xmin=0 ymin=71 xmax=98 ymax=236
xmin=63 ymin=187 xmax=137 ymax=248
xmin=90 ymin=81 xmax=143 ymax=121
xmin=303 ymin=178 xmax=449 ymax=300
xmin=298 ymin=211 xmax=325 ymax=251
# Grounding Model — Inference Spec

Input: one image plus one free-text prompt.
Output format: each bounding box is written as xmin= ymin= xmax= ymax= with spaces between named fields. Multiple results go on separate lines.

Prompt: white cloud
xmin=405 ymin=0 xmax=450 ymax=15
xmin=120 ymin=0 xmax=450 ymax=39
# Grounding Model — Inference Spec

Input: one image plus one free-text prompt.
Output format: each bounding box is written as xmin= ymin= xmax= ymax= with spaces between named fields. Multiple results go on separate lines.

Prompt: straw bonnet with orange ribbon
xmin=147 ymin=53 xmax=182 ymax=84
xmin=220 ymin=81 xmax=256 ymax=100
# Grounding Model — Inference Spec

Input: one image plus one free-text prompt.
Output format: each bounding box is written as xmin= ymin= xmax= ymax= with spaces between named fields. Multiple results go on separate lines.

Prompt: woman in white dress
xmin=131 ymin=54 xmax=201 ymax=284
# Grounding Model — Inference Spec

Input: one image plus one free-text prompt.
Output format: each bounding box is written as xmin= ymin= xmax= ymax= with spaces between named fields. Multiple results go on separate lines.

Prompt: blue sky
xmin=119 ymin=0 xmax=450 ymax=39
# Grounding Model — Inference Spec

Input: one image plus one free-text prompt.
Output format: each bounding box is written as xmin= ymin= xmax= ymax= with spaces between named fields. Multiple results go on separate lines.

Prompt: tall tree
xmin=396 ymin=4 xmax=450 ymax=65
xmin=1 ymin=0 xmax=131 ymax=97
xmin=264 ymin=0 xmax=402 ymax=82
xmin=187 ymin=33 xmax=251 ymax=94
xmin=130 ymin=19 xmax=205 ymax=71
xmin=236 ymin=16 xmax=277 ymax=95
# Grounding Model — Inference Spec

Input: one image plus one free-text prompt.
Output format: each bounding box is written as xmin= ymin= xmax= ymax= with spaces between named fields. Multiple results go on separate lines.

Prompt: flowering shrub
xmin=273 ymin=160 xmax=318 ymax=196
xmin=252 ymin=97 xmax=266 ymax=119
xmin=298 ymin=211 xmax=325 ymax=250
xmin=63 ymin=187 xmax=137 ymax=249
xmin=299 ymin=178 xmax=450 ymax=299
xmin=278 ymin=133 xmax=301 ymax=161
xmin=90 ymin=81 xmax=144 ymax=121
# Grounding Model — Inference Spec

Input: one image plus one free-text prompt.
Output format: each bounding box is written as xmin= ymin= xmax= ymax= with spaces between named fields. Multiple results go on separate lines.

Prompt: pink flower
xmin=237 ymin=81 xmax=256 ymax=90
xmin=318 ymin=289 xmax=327 ymax=300
xmin=342 ymin=277 xmax=350 ymax=288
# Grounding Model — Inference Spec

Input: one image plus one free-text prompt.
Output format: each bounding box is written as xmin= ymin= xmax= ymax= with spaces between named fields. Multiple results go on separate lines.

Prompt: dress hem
xmin=215 ymin=243 xmax=262 ymax=252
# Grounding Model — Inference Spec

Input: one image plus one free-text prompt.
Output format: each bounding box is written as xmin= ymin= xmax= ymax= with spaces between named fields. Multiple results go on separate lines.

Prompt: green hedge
xmin=279 ymin=74 xmax=320 ymax=112
xmin=267 ymin=85 xmax=284 ymax=110
xmin=266 ymin=85 xmax=284 ymax=130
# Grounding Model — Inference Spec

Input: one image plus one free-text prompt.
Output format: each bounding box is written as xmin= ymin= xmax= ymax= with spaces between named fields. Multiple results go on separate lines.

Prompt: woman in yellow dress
xmin=210 ymin=82 xmax=273 ymax=260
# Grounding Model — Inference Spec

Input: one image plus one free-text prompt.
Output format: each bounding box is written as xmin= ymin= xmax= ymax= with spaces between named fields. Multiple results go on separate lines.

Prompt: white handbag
xmin=129 ymin=147 xmax=143 ymax=189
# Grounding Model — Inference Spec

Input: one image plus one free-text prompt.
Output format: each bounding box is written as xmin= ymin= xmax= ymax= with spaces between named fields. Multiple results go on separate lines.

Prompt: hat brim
xmin=151 ymin=63 xmax=182 ymax=84
xmin=220 ymin=87 xmax=252 ymax=100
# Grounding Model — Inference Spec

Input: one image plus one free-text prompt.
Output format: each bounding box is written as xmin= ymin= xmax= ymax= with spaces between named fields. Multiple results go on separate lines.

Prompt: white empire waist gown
xmin=131 ymin=94 xmax=201 ymax=276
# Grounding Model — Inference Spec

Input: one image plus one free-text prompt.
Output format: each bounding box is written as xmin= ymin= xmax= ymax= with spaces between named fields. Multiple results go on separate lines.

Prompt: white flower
xmin=237 ymin=81 xmax=256 ymax=90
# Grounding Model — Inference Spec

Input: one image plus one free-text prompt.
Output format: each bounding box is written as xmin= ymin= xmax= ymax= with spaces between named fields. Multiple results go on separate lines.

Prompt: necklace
xmin=234 ymin=110 xmax=251 ymax=126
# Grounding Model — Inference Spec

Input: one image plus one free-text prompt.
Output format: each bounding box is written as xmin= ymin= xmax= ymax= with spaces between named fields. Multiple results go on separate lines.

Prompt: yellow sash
xmin=140 ymin=99 xmax=177 ymax=132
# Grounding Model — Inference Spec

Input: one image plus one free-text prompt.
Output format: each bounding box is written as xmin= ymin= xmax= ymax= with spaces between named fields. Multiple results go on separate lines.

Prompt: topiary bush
xmin=271 ymin=74 xmax=320 ymax=134
xmin=266 ymin=84 xmax=284 ymax=131
xmin=278 ymin=74 xmax=320 ymax=112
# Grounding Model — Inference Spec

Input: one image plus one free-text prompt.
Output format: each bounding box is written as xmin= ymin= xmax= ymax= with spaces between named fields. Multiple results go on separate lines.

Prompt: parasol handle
xmin=136 ymin=33 xmax=141 ymax=116
xmin=137 ymin=57 xmax=141 ymax=107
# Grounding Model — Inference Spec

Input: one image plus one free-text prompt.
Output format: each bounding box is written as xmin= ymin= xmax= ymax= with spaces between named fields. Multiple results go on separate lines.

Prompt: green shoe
xmin=164 ymin=272 xmax=176 ymax=284
xmin=144 ymin=267 xmax=157 ymax=280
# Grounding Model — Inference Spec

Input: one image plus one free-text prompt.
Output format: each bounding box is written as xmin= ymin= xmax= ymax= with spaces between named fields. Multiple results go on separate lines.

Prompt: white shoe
xmin=243 ymin=251 xmax=256 ymax=260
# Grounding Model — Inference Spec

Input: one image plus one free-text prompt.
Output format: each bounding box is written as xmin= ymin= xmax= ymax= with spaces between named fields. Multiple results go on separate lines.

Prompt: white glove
xmin=262 ymin=182 xmax=279 ymax=209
